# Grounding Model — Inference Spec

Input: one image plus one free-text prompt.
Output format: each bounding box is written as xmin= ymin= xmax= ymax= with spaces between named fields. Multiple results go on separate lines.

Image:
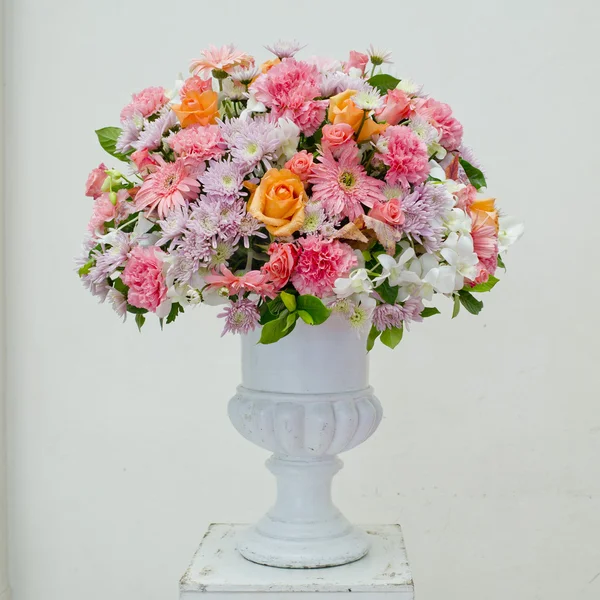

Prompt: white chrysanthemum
xmin=352 ymin=89 xmax=383 ymax=111
xmin=222 ymin=79 xmax=246 ymax=101
xmin=396 ymin=78 xmax=423 ymax=95
xmin=208 ymin=240 xmax=236 ymax=268
xmin=300 ymin=205 xmax=326 ymax=234
xmin=107 ymin=288 xmax=127 ymax=320
xmin=367 ymin=44 xmax=393 ymax=66
xmin=265 ymin=39 xmax=306 ymax=59
xmin=382 ymin=185 xmax=404 ymax=201
xmin=273 ymin=117 xmax=300 ymax=160
xmin=230 ymin=65 xmax=260 ymax=84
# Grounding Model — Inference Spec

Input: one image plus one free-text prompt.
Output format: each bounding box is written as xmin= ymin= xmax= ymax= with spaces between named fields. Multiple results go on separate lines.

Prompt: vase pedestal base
xmin=180 ymin=523 xmax=414 ymax=599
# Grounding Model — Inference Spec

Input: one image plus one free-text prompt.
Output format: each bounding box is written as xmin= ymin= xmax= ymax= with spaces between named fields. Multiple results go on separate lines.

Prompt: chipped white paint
xmin=180 ymin=523 xmax=414 ymax=599
xmin=228 ymin=318 xmax=383 ymax=568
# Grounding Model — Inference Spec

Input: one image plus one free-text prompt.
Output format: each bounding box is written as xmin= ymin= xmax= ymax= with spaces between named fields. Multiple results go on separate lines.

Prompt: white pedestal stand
xmin=180 ymin=524 xmax=414 ymax=599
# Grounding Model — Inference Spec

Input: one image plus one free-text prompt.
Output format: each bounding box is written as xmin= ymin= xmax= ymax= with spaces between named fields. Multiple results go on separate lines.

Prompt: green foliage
xmin=296 ymin=295 xmax=331 ymax=325
xmin=452 ymin=294 xmax=461 ymax=319
xmin=78 ymin=260 xmax=94 ymax=277
xmin=259 ymin=296 xmax=285 ymax=325
xmin=297 ymin=310 xmax=314 ymax=325
xmin=135 ymin=313 xmax=146 ymax=332
xmin=459 ymin=159 xmax=487 ymax=190
xmin=421 ymin=307 xmax=440 ymax=318
xmin=166 ymin=302 xmax=184 ymax=324
xmin=458 ymin=289 xmax=484 ymax=315
xmin=259 ymin=313 xmax=296 ymax=344
xmin=280 ymin=291 xmax=297 ymax=312
xmin=497 ymin=254 xmax=506 ymax=269
xmin=368 ymin=74 xmax=401 ymax=94
xmin=377 ymin=279 xmax=399 ymax=304
xmin=380 ymin=326 xmax=404 ymax=349
xmin=366 ymin=325 xmax=381 ymax=352
xmin=126 ymin=304 xmax=148 ymax=315
xmin=95 ymin=127 xmax=130 ymax=162
xmin=470 ymin=275 xmax=499 ymax=293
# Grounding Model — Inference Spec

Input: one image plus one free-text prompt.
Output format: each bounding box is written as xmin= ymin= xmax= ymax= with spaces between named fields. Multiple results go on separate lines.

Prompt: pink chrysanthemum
xmin=168 ymin=125 xmax=226 ymax=162
xmin=414 ymin=98 xmax=463 ymax=151
xmin=120 ymin=86 xmax=169 ymax=122
xmin=218 ymin=298 xmax=260 ymax=336
xmin=190 ymin=44 xmax=253 ymax=78
xmin=291 ymin=236 xmax=357 ymax=298
xmin=378 ymin=126 xmax=430 ymax=189
xmin=309 ymin=146 xmax=387 ymax=221
xmin=250 ymin=59 xmax=328 ymax=135
xmin=135 ymin=157 xmax=201 ymax=219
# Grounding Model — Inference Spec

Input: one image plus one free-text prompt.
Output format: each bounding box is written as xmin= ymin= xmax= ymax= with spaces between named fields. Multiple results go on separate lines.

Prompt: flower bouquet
xmin=78 ymin=41 xmax=522 ymax=349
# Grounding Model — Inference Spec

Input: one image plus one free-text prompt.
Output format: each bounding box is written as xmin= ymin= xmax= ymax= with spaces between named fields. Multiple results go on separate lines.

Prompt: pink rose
xmin=130 ymin=149 xmax=159 ymax=175
xmin=414 ymin=97 xmax=463 ymax=151
xmin=284 ymin=151 xmax=314 ymax=182
xmin=369 ymin=198 xmax=405 ymax=226
xmin=322 ymin=123 xmax=355 ymax=153
xmin=344 ymin=51 xmax=369 ymax=74
xmin=262 ymin=243 xmax=299 ymax=290
xmin=121 ymin=246 xmax=167 ymax=312
xmin=85 ymin=163 xmax=108 ymax=198
xmin=181 ymin=75 xmax=213 ymax=98
xmin=375 ymin=89 xmax=412 ymax=125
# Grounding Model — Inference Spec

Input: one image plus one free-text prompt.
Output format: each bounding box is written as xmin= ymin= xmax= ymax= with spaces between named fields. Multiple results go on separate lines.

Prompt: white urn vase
xmin=228 ymin=316 xmax=383 ymax=568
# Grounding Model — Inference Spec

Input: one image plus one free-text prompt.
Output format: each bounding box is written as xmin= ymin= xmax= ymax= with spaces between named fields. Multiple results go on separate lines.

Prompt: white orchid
xmin=239 ymin=93 xmax=267 ymax=120
xmin=374 ymin=247 xmax=417 ymax=286
xmin=408 ymin=254 xmax=456 ymax=299
xmin=440 ymin=232 xmax=479 ymax=288
xmin=333 ymin=268 xmax=373 ymax=299
xmin=443 ymin=208 xmax=473 ymax=236
xmin=498 ymin=216 xmax=525 ymax=253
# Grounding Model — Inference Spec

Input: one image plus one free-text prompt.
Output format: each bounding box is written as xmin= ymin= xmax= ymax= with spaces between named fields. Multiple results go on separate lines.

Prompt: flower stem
xmin=245 ymin=248 xmax=254 ymax=271
xmin=355 ymin=110 xmax=368 ymax=141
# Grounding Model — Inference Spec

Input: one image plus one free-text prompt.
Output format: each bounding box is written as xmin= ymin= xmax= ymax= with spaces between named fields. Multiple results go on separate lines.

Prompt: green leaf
xmin=166 ymin=302 xmax=184 ymax=325
xmin=296 ymin=295 xmax=331 ymax=325
xmin=497 ymin=254 xmax=506 ymax=270
xmin=284 ymin=311 xmax=298 ymax=332
xmin=452 ymin=294 xmax=461 ymax=319
xmin=470 ymin=276 xmax=499 ymax=293
xmin=280 ymin=291 xmax=297 ymax=312
xmin=368 ymin=74 xmax=401 ymax=95
xmin=259 ymin=314 xmax=295 ymax=344
xmin=260 ymin=296 xmax=285 ymax=325
xmin=377 ymin=280 xmax=399 ymax=304
xmin=135 ymin=313 xmax=146 ymax=332
xmin=421 ymin=307 xmax=440 ymax=318
xmin=78 ymin=259 xmax=94 ymax=277
xmin=366 ymin=325 xmax=381 ymax=352
xmin=113 ymin=278 xmax=128 ymax=295
xmin=297 ymin=310 xmax=314 ymax=325
xmin=95 ymin=127 xmax=130 ymax=162
xmin=380 ymin=326 xmax=403 ymax=349
xmin=458 ymin=289 xmax=484 ymax=315
xmin=459 ymin=159 xmax=487 ymax=190
xmin=127 ymin=304 xmax=148 ymax=315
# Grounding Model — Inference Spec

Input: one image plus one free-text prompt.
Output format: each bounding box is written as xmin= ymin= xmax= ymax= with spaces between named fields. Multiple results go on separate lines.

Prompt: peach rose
xmin=322 ymin=123 xmax=355 ymax=151
xmin=369 ymin=198 xmax=405 ymax=226
xmin=284 ymin=150 xmax=314 ymax=182
xmin=375 ymin=89 xmax=413 ymax=125
xmin=328 ymin=89 xmax=388 ymax=143
xmin=262 ymin=242 xmax=299 ymax=290
xmin=172 ymin=90 xmax=219 ymax=128
xmin=247 ymin=168 xmax=306 ymax=237
xmin=85 ymin=163 xmax=108 ymax=198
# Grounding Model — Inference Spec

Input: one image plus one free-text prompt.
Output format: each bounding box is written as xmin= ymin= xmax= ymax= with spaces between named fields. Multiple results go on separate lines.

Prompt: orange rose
xmin=247 ymin=169 xmax=306 ymax=237
xmin=260 ymin=58 xmax=280 ymax=74
xmin=328 ymin=89 xmax=387 ymax=143
xmin=172 ymin=90 xmax=219 ymax=128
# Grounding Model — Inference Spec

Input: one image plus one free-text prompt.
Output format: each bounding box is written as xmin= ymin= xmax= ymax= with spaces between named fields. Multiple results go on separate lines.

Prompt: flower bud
xmin=109 ymin=191 xmax=118 ymax=206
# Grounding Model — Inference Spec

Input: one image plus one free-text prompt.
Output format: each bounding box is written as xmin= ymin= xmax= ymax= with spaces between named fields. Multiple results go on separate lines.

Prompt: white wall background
xmin=4 ymin=1 xmax=600 ymax=599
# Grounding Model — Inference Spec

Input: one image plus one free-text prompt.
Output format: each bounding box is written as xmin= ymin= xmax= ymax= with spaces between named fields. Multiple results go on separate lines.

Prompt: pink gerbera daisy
xmin=190 ymin=44 xmax=253 ymax=78
xmin=309 ymin=145 xmax=387 ymax=221
xmin=135 ymin=157 xmax=200 ymax=219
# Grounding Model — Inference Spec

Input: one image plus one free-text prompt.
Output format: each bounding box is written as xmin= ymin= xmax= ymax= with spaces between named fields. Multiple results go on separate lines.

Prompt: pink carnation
xmin=375 ymin=89 xmax=413 ymax=126
xmin=284 ymin=151 xmax=314 ymax=182
xmin=85 ymin=163 xmax=108 ymax=198
xmin=251 ymin=58 xmax=327 ymax=135
xmin=168 ymin=124 xmax=225 ymax=162
xmin=130 ymin=149 xmax=159 ymax=176
xmin=455 ymin=184 xmax=477 ymax=212
xmin=291 ymin=237 xmax=357 ymax=298
xmin=378 ymin=126 xmax=430 ymax=189
xmin=414 ymin=97 xmax=463 ymax=151
xmin=262 ymin=243 xmax=299 ymax=290
xmin=121 ymin=247 xmax=167 ymax=312
xmin=120 ymin=86 xmax=169 ymax=122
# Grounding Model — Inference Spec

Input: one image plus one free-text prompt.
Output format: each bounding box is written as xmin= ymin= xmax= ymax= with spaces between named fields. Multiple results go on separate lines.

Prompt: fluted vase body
xmin=228 ymin=316 xmax=382 ymax=568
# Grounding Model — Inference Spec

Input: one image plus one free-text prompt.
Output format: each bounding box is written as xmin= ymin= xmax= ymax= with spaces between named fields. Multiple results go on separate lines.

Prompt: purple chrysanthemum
xmin=218 ymin=298 xmax=260 ymax=336
xmin=372 ymin=304 xmax=403 ymax=332
xmin=131 ymin=110 xmax=178 ymax=152
xmin=220 ymin=117 xmax=280 ymax=169
xmin=199 ymin=159 xmax=246 ymax=201
xmin=400 ymin=183 xmax=454 ymax=251
xmin=238 ymin=213 xmax=266 ymax=248
xmin=157 ymin=208 xmax=188 ymax=246
xmin=398 ymin=297 xmax=424 ymax=331
xmin=116 ymin=117 xmax=141 ymax=154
